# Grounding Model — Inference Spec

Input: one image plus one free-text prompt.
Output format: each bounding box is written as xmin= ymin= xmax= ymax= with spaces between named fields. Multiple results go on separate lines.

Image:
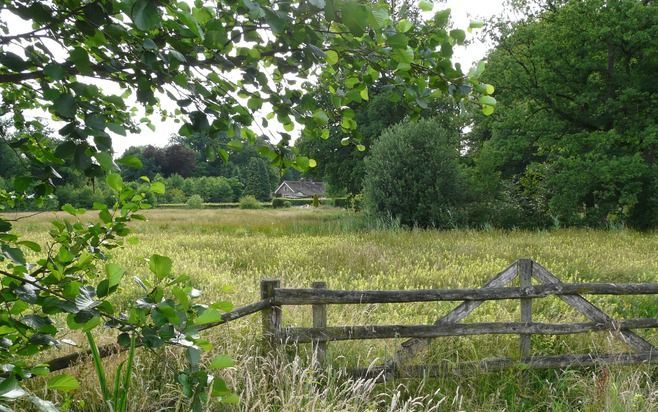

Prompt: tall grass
xmin=7 ymin=208 xmax=658 ymax=411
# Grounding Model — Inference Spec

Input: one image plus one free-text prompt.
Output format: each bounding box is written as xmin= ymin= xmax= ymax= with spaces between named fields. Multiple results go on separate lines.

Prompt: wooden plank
xmin=312 ymin=281 xmax=328 ymax=367
xmin=388 ymin=261 xmax=519 ymax=373
xmin=519 ymin=259 xmax=533 ymax=359
xmin=532 ymin=262 xmax=656 ymax=353
xmin=273 ymin=282 xmax=658 ymax=305
xmin=351 ymin=351 xmax=658 ymax=380
xmin=280 ymin=318 xmax=658 ymax=343
xmin=199 ymin=299 xmax=271 ymax=331
xmin=261 ymin=279 xmax=282 ymax=347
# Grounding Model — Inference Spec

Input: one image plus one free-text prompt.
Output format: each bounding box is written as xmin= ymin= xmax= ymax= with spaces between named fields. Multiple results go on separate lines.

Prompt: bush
xmin=363 ymin=118 xmax=466 ymax=228
xmin=283 ymin=200 xmax=292 ymax=208
xmin=167 ymin=187 xmax=187 ymax=204
xmin=186 ymin=194 xmax=204 ymax=209
xmin=272 ymin=197 xmax=286 ymax=208
xmin=239 ymin=195 xmax=261 ymax=209
xmin=312 ymin=194 xmax=319 ymax=208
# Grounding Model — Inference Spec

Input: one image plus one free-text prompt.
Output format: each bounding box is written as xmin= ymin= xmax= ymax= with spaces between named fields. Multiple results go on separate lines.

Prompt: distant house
xmin=274 ymin=180 xmax=325 ymax=198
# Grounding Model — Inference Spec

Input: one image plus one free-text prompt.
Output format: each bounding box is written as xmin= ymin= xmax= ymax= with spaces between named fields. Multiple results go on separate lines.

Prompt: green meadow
xmin=8 ymin=208 xmax=658 ymax=411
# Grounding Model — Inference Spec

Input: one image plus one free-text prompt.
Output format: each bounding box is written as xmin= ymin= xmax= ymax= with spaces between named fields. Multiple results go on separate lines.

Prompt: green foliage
xmin=242 ymin=158 xmax=272 ymax=201
xmin=0 ymin=0 xmax=489 ymax=407
xmin=272 ymin=197 xmax=290 ymax=208
xmin=469 ymin=0 xmax=658 ymax=229
xmin=239 ymin=195 xmax=262 ymax=210
xmin=186 ymin=194 xmax=204 ymax=209
xmin=363 ymin=118 xmax=466 ymax=227
xmin=312 ymin=195 xmax=320 ymax=208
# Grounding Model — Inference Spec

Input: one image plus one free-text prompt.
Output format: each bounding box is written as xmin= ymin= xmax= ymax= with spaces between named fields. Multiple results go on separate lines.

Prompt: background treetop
xmin=0 ymin=0 xmax=494 ymax=196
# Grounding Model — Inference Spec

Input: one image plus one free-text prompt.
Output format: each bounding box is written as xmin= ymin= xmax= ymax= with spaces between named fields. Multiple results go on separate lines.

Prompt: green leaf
xmin=105 ymin=263 xmax=125 ymax=288
xmin=312 ymin=110 xmax=329 ymax=125
xmin=18 ymin=241 xmax=41 ymax=252
xmin=131 ymin=0 xmax=161 ymax=31
xmin=107 ymin=123 xmax=126 ymax=136
xmin=150 ymin=181 xmax=165 ymax=194
xmin=325 ymin=50 xmax=338 ymax=65
xmin=70 ymin=47 xmax=91 ymax=74
xmin=479 ymin=95 xmax=497 ymax=106
xmin=62 ymin=203 xmax=78 ymax=216
xmin=0 ymin=376 xmax=26 ymax=399
xmin=450 ymin=29 xmax=466 ymax=44
xmin=219 ymin=393 xmax=240 ymax=404
xmin=106 ymin=173 xmax=123 ymax=192
xmin=369 ymin=7 xmax=389 ymax=28
xmin=396 ymin=19 xmax=413 ymax=33
xmin=340 ymin=1 xmax=368 ymax=36
xmin=247 ymin=97 xmax=263 ymax=111
xmin=469 ymin=20 xmax=485 ymax=30
xmin=95 ymin=152 xmax=115 ymax=172
xmin=194 ymin=308 xmax=222 ymax=325
xmin=485 ymin=84 xmax=495 ymax=94
xmin=356 ymin=144 xmax=366 ymax=152
xmin=418 ymin=0 xmax=433 ymax=12
xmin=99 ymin=208 xmax=112 ymax=224
xmin=482 ymin=105 xmax=494 ymax=116
xmin=359 ymin=87 xmax=369 ymax=101
xmin=43 ymin=63 xmax=67 ymax=80
xmin=2 ymin=245 xmax=25 ymax=265
xmin=308 ymin=159 xmax=317 ymax=168
xmin=0 ymin=220 xmax=11 ymax=233
xmin=53 ymin=93 xmax=76 ymax=119
xmin=47 ymin=374 xmax=79 ymax=393
xmin=0 ymin=52 xmax=27 ymax=72
xmin=209 ymin=355 xmax=234 ymax=369
xmin=117 ymin=155 xmax=143 ymax=169
xmin=392 ymin=47 xmax=414 ymax=64
xmin=149 ymin=254 xmax=172 ymax=280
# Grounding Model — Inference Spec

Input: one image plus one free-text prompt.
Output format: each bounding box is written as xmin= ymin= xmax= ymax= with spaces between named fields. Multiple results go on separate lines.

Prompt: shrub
xmin=312 ymin=194 xmax=319 ymax=208
xmin=239 ymin=195 xmax=261 ymax=209
xmin=363 ymin=118 xmax=466 ymax=228
xmin=272 ymin=197 xmax=286 ymax=208
xmin=186 ymin=194 xmax=204 ymax=209
xmin=167 ymin=187 xmax=186 ymax=204
xmin=283 ymin=200 xmax=292 ymax=208
xmin=349 ymin=193 xmax=363 ymax=212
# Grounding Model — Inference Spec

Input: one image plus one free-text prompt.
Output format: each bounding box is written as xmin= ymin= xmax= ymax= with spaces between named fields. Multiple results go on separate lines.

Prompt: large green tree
xmin=469 ymin=0 xmax=658 ymax=228
xmin=0 ymin=0 xmax=492 ymax=408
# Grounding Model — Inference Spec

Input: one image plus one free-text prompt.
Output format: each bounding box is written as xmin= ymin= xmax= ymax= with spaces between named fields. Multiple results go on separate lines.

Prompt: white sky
xmin=2 ymin=0 xmax=507 ymax=155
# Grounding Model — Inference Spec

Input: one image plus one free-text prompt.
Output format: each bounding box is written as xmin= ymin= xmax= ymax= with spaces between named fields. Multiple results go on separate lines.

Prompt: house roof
xmin=274 ymin=180 xmax=325 ymax=197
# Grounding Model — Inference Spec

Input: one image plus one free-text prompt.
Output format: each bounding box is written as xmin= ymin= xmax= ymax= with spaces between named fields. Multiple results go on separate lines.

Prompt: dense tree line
xmin=118 ymin=136 xmax=283 ymax=201
xmin=308 ymin=0 xmax=658 ymax=229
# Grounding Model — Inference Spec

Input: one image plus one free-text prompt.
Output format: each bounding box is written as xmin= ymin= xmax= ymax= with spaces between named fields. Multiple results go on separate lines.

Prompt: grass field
xmin=6 ymin=208 xmax=658 ymax=411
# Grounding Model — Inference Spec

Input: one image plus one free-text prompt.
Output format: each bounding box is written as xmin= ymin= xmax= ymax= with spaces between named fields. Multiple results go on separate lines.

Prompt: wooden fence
xmin=261 ymin=259 xmax=658 ymax=380
xmin=46 ymin=259 xmax=658 ymax=381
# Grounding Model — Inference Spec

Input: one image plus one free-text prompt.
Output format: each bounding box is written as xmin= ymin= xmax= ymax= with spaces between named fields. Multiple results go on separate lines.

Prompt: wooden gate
xmin=262 ymin=259 xmax=658 ymax=379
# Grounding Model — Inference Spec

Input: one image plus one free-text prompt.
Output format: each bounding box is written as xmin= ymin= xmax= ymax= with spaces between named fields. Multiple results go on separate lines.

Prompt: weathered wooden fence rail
xmin=261 ymin=259 xmax=658 ymax=380
xmin=272 ymin=283 xmax=658 ymax=305
xmin=44 ymin=259 xmax=658 ymax=381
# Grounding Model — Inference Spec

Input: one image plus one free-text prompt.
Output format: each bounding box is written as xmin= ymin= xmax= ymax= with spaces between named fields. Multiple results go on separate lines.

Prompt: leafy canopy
xmin=0 ymin=0 xmax=493 ymax=409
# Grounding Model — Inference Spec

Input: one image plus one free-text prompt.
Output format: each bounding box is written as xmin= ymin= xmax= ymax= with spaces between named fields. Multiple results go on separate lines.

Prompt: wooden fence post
xmin=261 ymin=279 xmax=281 ymax=350
xmin=519 ymin=259 xmax=533 ymax=360
xmin=312 ymin=281 xmax=328 ymax=368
